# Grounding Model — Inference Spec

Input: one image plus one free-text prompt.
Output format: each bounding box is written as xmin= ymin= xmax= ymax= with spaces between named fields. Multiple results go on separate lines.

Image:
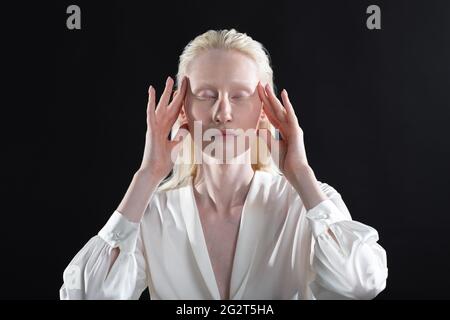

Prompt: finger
xmin=257 ymin=127 xmax=279 ymax=166
xmin=257 ymin=82 xmax=277 ymax=122
xmin=262 ymin=100 xmax=280 ymax=128
xmin=259 ymin=84 xmax=287 ymax=131
xmin=257 ymin=82 xmax=281 ymax=126
xmin=265 ymin=84 xmax=287 ymax=121
xmin=147 ymin=85 xmax=156 ymax=125
xmin=168 ymin=76 xmax=187 ymax=116
xmin=257 ymin=127 xmax=274 ymax=153
xmin=280 ymin=89 xmax=298 ymax=123
xmin=157 ymin=76 xmax=175 ymax=112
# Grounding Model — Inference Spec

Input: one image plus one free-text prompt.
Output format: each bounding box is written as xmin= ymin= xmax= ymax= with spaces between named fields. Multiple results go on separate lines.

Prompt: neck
xmin=193 ymin=148 xmax=255 ymax=213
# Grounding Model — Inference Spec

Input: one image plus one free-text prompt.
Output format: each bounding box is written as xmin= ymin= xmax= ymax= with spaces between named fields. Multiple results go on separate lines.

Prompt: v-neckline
xmin=187 ymin=170 xmax=260 ymax=300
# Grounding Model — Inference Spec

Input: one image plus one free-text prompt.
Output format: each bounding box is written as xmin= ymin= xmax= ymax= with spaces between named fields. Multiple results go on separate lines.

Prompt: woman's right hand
xmin=139 ymin=76 xmax=189 ymax=182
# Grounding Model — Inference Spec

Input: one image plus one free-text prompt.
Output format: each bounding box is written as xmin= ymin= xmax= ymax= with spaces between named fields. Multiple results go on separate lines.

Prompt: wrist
xmin=288 ymin=163 xmax=313 ymax=177
xmin=287 ymin=164 xmax=316 ymax=192
xmin=135 ymin=167 xmax=165 ymax=186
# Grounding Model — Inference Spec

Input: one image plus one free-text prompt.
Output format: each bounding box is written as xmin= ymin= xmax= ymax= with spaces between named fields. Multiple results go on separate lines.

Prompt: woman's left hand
xmin=256 ymin=82 xmax=309 ymax=179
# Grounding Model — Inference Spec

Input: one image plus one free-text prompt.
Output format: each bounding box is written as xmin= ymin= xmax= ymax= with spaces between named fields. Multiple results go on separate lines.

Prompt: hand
xmin=139 ymin=76 xmax=189 ymax=181
xmin=256 ymin=82 xmax=309 ymax=180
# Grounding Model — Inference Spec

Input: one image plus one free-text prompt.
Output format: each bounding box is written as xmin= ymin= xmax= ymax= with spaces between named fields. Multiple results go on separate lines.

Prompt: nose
xmin=213 ymin=95 xmax=233 ymax=124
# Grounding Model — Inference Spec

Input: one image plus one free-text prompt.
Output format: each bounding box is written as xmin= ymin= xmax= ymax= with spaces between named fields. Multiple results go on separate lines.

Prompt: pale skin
xmin=110 ymin=49 xmax=332 ymax=299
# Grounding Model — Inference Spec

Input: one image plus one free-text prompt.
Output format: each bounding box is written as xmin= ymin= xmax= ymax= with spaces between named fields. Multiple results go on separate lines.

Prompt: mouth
xmin=213 ymin=129 xmax=238 ymax=137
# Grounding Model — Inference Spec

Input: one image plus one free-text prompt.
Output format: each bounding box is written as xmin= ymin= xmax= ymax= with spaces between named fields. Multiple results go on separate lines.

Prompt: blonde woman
xmin=60 ymin=29 xmax=388 ymax=300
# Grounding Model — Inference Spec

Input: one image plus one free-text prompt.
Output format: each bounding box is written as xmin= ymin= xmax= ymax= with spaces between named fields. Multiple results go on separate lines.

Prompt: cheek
xmin=185 ymin=104 xmax=213 ymax=137
xmin=236 ymin=100 xmax=262 ymax=126
xmin=191 ymin=106 xmax=207 ymax=118
xmin=185 ymin=100 xmax=210 ymax=122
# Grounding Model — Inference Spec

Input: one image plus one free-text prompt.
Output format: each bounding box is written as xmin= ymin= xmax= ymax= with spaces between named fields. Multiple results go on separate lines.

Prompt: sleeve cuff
xmin=98 ymin=210 xmax=140 ymax=254
xmin=305 ymin=199 xmax=346 ymax=238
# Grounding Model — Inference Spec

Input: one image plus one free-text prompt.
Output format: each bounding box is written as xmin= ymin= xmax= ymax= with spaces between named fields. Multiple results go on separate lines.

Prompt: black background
xmin=3 ymin=0 xmax=450 ymax=299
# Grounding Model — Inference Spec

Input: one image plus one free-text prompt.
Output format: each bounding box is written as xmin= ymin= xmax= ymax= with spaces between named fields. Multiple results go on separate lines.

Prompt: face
xmin=180 ymin=49 xmax=266 ymax=162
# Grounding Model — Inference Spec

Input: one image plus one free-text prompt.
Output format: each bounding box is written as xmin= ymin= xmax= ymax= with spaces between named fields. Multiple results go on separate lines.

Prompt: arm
xmin=60 ymin=76 xmax=189 ymax=299
xmin=256 ymin=83 xmax=387 ymax=299
xmin=293 ymin=181 xmax=388 ymax=300
xmin=284 ymin=164 xmax=327 ymax=211
xmin=106 ymin=169 xmax=163 ymax=272
xmin=286 ymin=164 xmax=339 ymax=242
xmin=111 ymin=76 xmax=189 ymax=265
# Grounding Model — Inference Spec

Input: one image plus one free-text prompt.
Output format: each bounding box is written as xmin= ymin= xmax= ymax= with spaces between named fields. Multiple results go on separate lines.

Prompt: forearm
xmin=287 ymin=164 xmax=328 ymax=211
xmin=117 ymin=168 xmax=163 ymax=223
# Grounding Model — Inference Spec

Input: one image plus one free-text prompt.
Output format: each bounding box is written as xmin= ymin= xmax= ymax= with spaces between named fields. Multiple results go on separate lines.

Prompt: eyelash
xmin=195 ymin=95 xmax=246 ymax=101
xmin=195 ymin=95 xmax=216 ymax=101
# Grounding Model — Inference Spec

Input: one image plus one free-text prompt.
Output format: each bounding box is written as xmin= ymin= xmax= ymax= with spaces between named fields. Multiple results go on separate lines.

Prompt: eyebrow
xmin=192 ymin=80 xmax=255 ymax=93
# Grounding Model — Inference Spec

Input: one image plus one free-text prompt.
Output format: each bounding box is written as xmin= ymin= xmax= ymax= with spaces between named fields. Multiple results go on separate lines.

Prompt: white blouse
xmin=60 ymin=170 xmax=388 ymax=300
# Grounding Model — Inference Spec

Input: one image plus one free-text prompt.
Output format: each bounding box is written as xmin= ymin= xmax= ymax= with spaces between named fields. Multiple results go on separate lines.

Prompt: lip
xmin=213 ymin=129 xmax=237 ymax=136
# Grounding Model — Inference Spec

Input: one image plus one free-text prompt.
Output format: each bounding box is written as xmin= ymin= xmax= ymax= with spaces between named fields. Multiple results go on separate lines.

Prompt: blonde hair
xmin=158 ymin=28 xmax=282 ymax=191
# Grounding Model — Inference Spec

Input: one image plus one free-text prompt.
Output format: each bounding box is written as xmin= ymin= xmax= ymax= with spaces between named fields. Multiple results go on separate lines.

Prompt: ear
xmin=258 ymin=109 xmax=270 ymax=130
xmin=179 ymin=101 xmax=189 ymax=125
xmin=180 ymin=106 xmax=188 ymax=122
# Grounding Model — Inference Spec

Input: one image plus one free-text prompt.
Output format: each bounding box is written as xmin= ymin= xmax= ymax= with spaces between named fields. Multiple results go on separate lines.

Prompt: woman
xmin=60 ymin=29 xmax=388 ymax=300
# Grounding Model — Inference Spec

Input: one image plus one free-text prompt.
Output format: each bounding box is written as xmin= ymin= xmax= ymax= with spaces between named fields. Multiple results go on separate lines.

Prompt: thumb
xmin=257 ymin=127 xmax=276 ymax=153
xmin=256 ymin=127 xmax=278 ymax=167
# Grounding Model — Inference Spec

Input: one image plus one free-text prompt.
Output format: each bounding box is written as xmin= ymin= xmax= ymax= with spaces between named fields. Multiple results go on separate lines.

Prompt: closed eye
xmin=231 ymin=90 xmax=252 ymax=100
xmin=195 ymin=95 xmax=217 ymax=101
xmin=231 ymin=94 xmax=251 ymax=100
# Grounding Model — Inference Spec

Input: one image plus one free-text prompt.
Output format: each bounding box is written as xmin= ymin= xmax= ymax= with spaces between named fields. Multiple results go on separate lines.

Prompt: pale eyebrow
xmin=230 ymin=82 xmax=254 ymax=93
xmin=192 ymin=80 xmax=255 ymax=94
xmin=192 ymin=84 xmax=217 ymax=94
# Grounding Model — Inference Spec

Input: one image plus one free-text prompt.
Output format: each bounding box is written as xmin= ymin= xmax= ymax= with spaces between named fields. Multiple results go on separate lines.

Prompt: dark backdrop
xmin=3 ymin=0 xmax=450 ymax=299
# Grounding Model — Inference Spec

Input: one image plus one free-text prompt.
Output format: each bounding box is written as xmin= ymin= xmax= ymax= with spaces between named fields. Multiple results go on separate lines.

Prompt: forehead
xmin=187 ymin=49 xmax=259 ymax=86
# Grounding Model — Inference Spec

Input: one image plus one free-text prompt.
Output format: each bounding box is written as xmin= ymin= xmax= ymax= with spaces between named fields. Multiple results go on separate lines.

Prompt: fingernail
xmin=166 ymin=76 xmax=172 ymax=85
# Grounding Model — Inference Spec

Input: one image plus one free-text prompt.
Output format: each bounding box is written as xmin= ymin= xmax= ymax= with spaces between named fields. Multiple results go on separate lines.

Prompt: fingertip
xmin=258 ymin=82 xmax=264 ymax=92
xmin=264 ymin=86 xmax=273 ymax=97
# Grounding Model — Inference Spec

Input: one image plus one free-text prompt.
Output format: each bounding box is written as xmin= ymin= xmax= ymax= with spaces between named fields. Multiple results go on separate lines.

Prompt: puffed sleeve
xmin=59 ymin=210 xmax=148 ymax=300
xmin=305 ymin=183 xmax=388 ymax=300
